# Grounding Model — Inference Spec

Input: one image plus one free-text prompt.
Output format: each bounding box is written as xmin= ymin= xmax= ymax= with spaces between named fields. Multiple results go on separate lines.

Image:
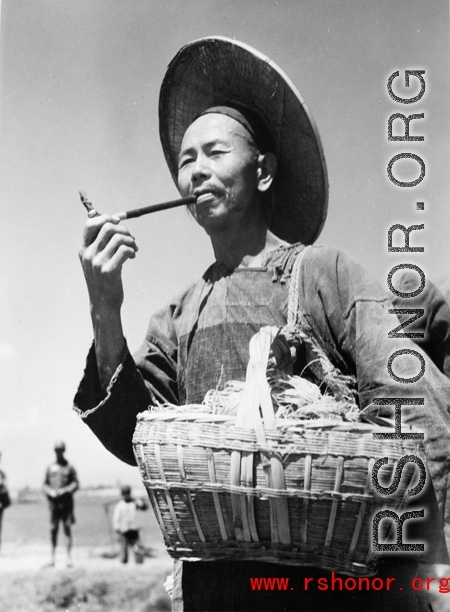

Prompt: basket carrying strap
xmin=286 ymin=246 xmax=358 ymax=403
xmin=231 ymin=326 xmax=291 ymax=545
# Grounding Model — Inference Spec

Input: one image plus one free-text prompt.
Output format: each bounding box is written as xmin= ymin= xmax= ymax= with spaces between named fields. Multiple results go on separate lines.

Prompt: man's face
xmin=177 ymin=114 xmax=260 ymax=232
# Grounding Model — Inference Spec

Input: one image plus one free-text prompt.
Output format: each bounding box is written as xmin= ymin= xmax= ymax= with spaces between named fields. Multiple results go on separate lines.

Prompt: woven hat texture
xmin=159 ymin=36 xmax=328 ymax=245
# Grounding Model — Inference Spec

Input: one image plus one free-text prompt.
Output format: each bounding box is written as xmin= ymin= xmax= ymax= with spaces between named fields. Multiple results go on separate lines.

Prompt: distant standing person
xmin=0 ymin=455 xmax=11 ymax=553
xmin=112 ymin=485 xmax=147 ymax=564
xmin=43 ymin=441 xmax=79 ymax=567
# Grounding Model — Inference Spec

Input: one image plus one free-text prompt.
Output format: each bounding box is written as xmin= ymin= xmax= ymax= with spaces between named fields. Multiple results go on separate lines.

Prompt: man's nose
xmin=191 ymin=155 xmax=212 ymax=183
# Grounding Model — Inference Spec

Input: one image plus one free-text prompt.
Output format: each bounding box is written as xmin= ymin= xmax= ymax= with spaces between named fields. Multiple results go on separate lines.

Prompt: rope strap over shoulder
xmin=283 ymin=246 xmax=357 ymax=404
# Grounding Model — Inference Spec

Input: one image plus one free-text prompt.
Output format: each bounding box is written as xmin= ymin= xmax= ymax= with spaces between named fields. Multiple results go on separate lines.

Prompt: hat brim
xmin=159 ymin=36 xmax=328 ymax=245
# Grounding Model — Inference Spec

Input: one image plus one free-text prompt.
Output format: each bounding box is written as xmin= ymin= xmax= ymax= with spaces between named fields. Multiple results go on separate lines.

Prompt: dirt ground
xmin=0 ymin=543 xmax=173 ymax=612
xmin=0 ymin=541 xmax=173 ymax=574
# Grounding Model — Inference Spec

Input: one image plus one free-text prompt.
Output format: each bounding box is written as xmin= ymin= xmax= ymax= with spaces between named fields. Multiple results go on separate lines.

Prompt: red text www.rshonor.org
xmin=249 ymin=574 xmax=450 ymax=593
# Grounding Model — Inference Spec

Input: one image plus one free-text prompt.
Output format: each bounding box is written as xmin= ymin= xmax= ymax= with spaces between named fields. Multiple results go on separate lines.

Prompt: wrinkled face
xmin=177 ymin=113 xmax=261 ymax=231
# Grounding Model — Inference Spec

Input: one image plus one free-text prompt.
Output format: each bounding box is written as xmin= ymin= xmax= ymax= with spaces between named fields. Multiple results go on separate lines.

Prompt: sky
xmin=0 ymin=0 xmax=449 ymax=491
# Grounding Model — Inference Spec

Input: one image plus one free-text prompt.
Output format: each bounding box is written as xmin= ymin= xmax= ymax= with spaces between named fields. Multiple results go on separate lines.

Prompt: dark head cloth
xmin=195 ymin=105 xmax=274 ymax=153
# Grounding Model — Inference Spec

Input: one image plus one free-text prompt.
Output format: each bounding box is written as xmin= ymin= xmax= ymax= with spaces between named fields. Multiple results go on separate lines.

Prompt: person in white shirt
xmin=112 ymin=484 xmax=147 ymax=564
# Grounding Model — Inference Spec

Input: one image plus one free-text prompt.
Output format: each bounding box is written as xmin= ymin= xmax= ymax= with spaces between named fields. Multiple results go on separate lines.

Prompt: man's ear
xmin=257 ymin=152 xmax=277 ymax=192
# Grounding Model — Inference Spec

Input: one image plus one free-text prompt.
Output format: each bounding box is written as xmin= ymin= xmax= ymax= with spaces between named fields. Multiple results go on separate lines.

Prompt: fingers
xmin=93 ymin=222 xmax=138 ymax=261
xmin=79 ymin=215 xmax=140 ymax=315
xmin=80 ymin=215 xmax=139 ymax=270
xmin=82 ymin=213 xmax=126 ymax=248
xmin=92 ymin=233 xmax=139 ymax=275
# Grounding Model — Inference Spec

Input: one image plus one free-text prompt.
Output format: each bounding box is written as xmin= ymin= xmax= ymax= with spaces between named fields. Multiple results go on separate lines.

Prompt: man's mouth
xmin=193 ymin=189 xmax=219 ymax=204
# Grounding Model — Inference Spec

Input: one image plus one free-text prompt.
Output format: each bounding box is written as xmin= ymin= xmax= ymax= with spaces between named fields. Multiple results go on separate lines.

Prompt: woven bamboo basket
xmin=133 ymin=326 xmax=424 ymax=576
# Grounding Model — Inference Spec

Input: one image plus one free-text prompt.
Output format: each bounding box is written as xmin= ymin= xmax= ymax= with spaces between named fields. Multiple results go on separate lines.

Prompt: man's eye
xmin=210 ymin=150 xmax=226 ymax=157
xmin=178 ymin=157 xmax=193 ymax=169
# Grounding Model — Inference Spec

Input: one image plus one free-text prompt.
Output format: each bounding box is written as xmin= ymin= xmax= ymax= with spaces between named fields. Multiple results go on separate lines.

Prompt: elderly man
xmin=74 ymin=38 xmax=450 ymax=611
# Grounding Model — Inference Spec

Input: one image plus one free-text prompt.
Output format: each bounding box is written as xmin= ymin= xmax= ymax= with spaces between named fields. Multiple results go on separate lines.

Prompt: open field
xmin=0 ymin=491 xmax=173 ymax=611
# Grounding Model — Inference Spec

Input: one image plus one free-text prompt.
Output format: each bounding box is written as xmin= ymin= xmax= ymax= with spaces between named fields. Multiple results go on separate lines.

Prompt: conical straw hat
xmin=159 ymin=36 xmax=328 ymax=245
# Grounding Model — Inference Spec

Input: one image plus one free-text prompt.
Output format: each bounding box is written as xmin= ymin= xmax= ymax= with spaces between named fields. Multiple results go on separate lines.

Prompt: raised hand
xmin=79 ymin=214 xmax=139 ymax=389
